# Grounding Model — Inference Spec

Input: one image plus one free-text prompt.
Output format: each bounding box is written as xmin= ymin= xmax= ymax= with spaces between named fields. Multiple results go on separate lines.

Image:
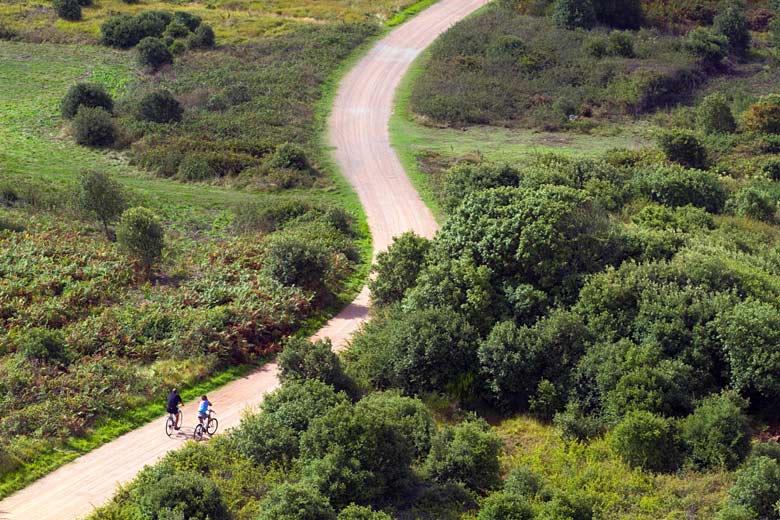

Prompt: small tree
xmin=72 ymin=106 xmax=116 ymax=147
xmin=257 ymin=483 xmax=336 ymax=520
xmin=697 ymin=93 xmax=736 ymax=134
xmin=61 ymin=83 xmax=113 ymax=119
xmin=137 ymin=472 xmax=229 ymax=520
xmin=713 ymin=6 xmax=750 ymax=55
xmin=137 ymin=37 xmax=173 ymax=69
xmin=53 ymin=0 xmax=81 ymax=21
xmin=188 ymin=23 xmax=215 ymax=49
xmin=277 ymin=337 xmax=348 ymax=390
xmin=657 ymin=130 xmax=708 ymax=169
xmin=743 ymin=94 xmax=780 ymax=134
xmin=262 ymin=232 xmax=330 ymax=295
xmin=136 ymin=90 xmax=183 ymax=123
xmin=610 ymin=411 xmax=682 ymax=473
xmin=117 ymin=207 xmax=164 ymax=279
xmin=682 ymin=392 xmax=752 ymax=470
xmin=477 ymin=492 xmax=534 ymax=520
xmin=726 ymin=456 xmax=780 ymax=518
xmin=369 ymin=232 xmax=431 ymax=306
xmin=76 ymin=171 xmax=127 ymax=239
xmin=552 ymin=0 xmax=596 ymax=29
xmin=684 ymin=28 xmax=729 ymax=66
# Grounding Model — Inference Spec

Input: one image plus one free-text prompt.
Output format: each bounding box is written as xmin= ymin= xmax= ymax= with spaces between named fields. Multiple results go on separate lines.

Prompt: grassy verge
xmin=387 ymin=0 xmax=440 ymax=26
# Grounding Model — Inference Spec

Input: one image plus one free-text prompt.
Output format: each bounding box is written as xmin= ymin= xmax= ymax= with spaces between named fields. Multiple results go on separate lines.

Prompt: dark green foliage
xmin=713 ymin=6 xmax=750 ymax=55
xmin=277 ymin=337 xmax=350 ymax=391
xmin=337 ymin=505 xmax=394 ymax=520
xmin=61 ymin=83 xmax=113 ymax=119
xmin=610 ymin=411 xmax=682 ymax=473
xmin=18 ymin=328 xmax=68 ymax=364
xmin=262 ymin=231 xmax=330 ymax=294
xmin=369 ymin=232 xmax=430 ymax=307
xmin=697 ymin=93 xmax=736 ymax=134
xmin=137 ymin=471 xmax=229 ymax=520
xmin=726 ymin=456 xmax=780 ymax=518
xmin=163 ymin=21 xmax=190 ymax=40
xmin=636 ymin=165 xmax=725 ymax=213
xmin=752 ymin=441 xmax=780 ymax=464
xmin=75 ymin=171 xmax=128 ymax=239
xmin=136 ymin=90 xmax=183 ymax=123
xmin=173 ymin=11 xmax=202 ymax=32
xmin=593 ymin=0 xmax=644 ymax=29
xmin=266 ymin=143 xmax=311 ymax=171
xmin=100 ymin=11 xmax=171 ymax=48
xmin=72 ymin=106 xmax=116 ymax=148
xmin=53 ymin=0 xmax=81 ymax=21
xmin=169 ymin=39 xmax=187 ymax=56
xmin=188 ymin=23 xmax=215 ymax=49
xmin=503 ymin=466 xmax=542 ymax=498
xmin=477 ymin=492 xmax=534 ymax=520
xmin=682 ymin=392 xmax=752 ymax=470
xmin=728 ymin=185 xmax=777 ymax=223
xmin=657 ymin=130 xmax=708 ymax=169
xmin=606 ymin=31 xmax=634 ymax=58
xmin=631 ymin=203 xmax=714 ymax=232
xmin=684 ymin=28 xmax=729 ymax=66
xmin=552 ymin=0 xmax=596 ymax=29
xmin=356 ymin=391 xmax=435 ymax=461
xmin=137 ymin=37 xmax=173 ymax=69
xmin=422 ymin=419 xmax=502 ymax=492
xmin=256 ymin=483 xmax=336 ymax=520
xmin=116 ymin=207 xmax=164 ymax=277
xmin=537 ymin=492 xmax=593 ymax=520
xmin=441 ymin=163 xmax=521 ymax=213
xmin=225 ymin=83 xmax=252 ymax=105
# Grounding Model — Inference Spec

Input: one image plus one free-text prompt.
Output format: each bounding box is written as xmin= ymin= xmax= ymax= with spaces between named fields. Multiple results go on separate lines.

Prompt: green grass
xmin=387 ymin=0 xmax=440 ymax=26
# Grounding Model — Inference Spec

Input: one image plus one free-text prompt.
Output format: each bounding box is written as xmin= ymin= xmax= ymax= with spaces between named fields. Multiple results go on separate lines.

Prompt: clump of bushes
xmin=697 ymin=93 xmax=736 ymax=134
xmin=713 ymin=6 xmax=750 ymax=55
xmin=137 ymin=37 xmax=173 ymax=69
xmin=53 ymin=0 xmax=81 ymax=21
xmin=657 ymin=130 xmax=708 ymax=169
xmin=136 ymin=471 xmax=229 ymax=520
xmin=682 ymin=393 xmax=752 ymax=470
xmin=684 ymin=28 xmax=729 ymax=66
xmin=72 ymin=106 xmax=116 ymax=147
xmin=100 ymin=9 xmax=212 ymax=52
xmin=17 ymin=328 xmax=69 ymax=364
xmin=369 ymin=232 xmax=430 ymax=307
xmin=721 ymin=456 xmax=780 ymax=518
xmin=61 ymin=83 xmax=113 ymax=119
xmin=189 ymin=24 xmax=215 ymax=49
xmin=610 ymin=411 xmax=682 ymax=473
xmin=743 ymin=94 xmax=780 ymax=134
xmin=136 ymin=90 xmax=183 ymax=123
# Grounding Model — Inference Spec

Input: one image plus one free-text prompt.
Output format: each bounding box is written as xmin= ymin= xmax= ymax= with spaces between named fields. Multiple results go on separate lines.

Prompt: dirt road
xmin=0 ymin=1 xmax=488 ymax=518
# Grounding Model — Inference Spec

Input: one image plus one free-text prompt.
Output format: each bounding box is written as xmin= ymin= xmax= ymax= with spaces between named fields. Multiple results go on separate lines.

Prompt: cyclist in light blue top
xmin=198 ymin=395 xmax=211 ymax=426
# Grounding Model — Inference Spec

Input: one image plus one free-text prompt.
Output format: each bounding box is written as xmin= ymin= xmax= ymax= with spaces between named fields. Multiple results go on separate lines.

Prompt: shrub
xmin=726 ymin=456 xmax=780 ymax=518
xmin=728 ymin=185 xmax=777 ymax=223
xmin=477 ymin=492 xmax=534 ymax=520
xmin=638 ymin=165 xmax=726 ymax=213
xmin=135 ymin=10 xmax=171 ymax=38
xmin=116 ymin=207 xmax=164 ymax=278
xmin=713 ymin=6 xmax=750 ymax=55
xmin=593 ymin=0 xmax=644 ymax=29
xmin=337 ymin=505 xmax=394 ymax=520
xmin=72 ymin=106 xmax=116 ymax=147
xmin=682 ymin=392 xmax=752 ymax=470
xmin=137 ymin=37 xmax=173 ymax=69
xmin=262 ymin=232 xmax=330 ymax=295
xmin=136 ymin=90 xmax=183 ymax=123
xmin=753 ymin=441 xmax=780 ymax=463
xmin=278 ymin=337 xmax=348 ymax=390
xmin=225 ymin=83 xmax=252 ymax=105
xmin=75 ymin=171 xmax=127 ymax=239
xmin=369 ymin=232 xmax=430 ymax=306
xmin=137 ymin=471 xmax=229 ymax=520
xmin=18 ymin=328 xmax=68 ymax=364
xmin=164 ymin=21 xmax=190 ymax=40
xmin=169 ymin=39 xmax=187 ymax=56
xmin=606 ymin=31 xmax=634 ymax=58
xmin=422 ymin=419 xmax=502 ymax=492
xmin=188 ymin=23 xmax=215 ymax=49
xmin=684 ymin=28 xmax=729 ymax=66
xmin=357 ymin=392 xmax=435 ymax=461
xmin=585 ymin=35 xmax=608 ymax=58
xmin=61 ymin=83 xmax=113 ymax=119
xmin=266 ymin=142 xmax=310 ymax=171
xmin=610 ymin=411 xmax=682 ymax=473
xmin=552 ymin=0 xmax=596 ymax=29
xmin=743 ymin=94 xmax=780 ymax=134
xmin=173 ymin=11 xmax=202 ymax=31
xmin=100 ymin=14 xmax=143 ymax=48
xmin=657 ymin=130 xmax=708 ymax=169
xmin=697 ymin=93 xmax=736 ymax=134
xmin=177 ymin=156 xmax=211 ymax=181
xmin=504 ymin=466 xmax=542 ymax=498
xmin=53 ymin=0 xmax=81 ymax=21
xmin=257 ymin=483 xmax=337 ymax=520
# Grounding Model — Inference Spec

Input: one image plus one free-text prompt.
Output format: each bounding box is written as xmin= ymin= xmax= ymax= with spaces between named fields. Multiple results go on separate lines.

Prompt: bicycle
xmin=193 ymin=409 xmax=218 ymax=441
xmin=165 ymin=410 xmax=182 ymax=437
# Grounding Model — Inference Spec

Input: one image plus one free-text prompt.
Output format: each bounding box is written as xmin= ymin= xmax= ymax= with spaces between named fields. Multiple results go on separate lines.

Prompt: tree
xmin=657 ymin=130 xmax=708 ymax=169
xmin=684 ymin=28 xmax=729 ymax=66
xmin=116 ymin=207 xmax=164 ymax=279
xmin=137 ymin=37 xmax=173 ymax=69
xmin=72 ymin=106 xmax=116 ymax=148
xmin=713 ymin=6 xmax=750 ymax=55
xmin=682 ymin=392 xmax=751 ymax=470
xmin=76 ymin=171 xmax=127 ymax=239
xmin=637 ymin=164 xmax=726 ymax=213
xmin=610 ymin=411 xmax=683 ymax=473
xmin=53 ymin=0 xmax=81 ymax=21
xmin=136 ymin=90 xmax=183 ymax=123
xmin=697 ymin=93 xmax=736 ymax=134
xmin=256 ymin=483 xmax=336 ymax=520
xmin=188 ymin=23 xmax=215 ymax=49
xmin=552 ymin=0 xmax=597 ymax=29
xmin=726 ymin=456 xmax=780 ymax=518
xmin=262 ymin=231 xmax=330 ymax=296
xmin=278 ymin=337 xmax=350 ymax=392
xmin=61 ymin=83 xmax=113 ymax=119
xmin=337 ymin=505 xmax=394 ymax=520
xmin=369 ymin=232 xmax=430 ymax=307
xmin=477 ymin=492 xmax=534 ymax=520
xmin=137 ymin=472 xmax=229 ymax=520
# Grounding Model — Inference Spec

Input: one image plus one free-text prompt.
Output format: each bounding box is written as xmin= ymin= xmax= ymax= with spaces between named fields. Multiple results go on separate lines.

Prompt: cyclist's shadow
xmin=169 ymin=425 xmax=195 ymax=440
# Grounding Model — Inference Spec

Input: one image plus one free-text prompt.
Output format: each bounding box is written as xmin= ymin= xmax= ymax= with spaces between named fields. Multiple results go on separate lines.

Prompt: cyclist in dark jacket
xmin=166 ymin=389 xmax=183 ymax=430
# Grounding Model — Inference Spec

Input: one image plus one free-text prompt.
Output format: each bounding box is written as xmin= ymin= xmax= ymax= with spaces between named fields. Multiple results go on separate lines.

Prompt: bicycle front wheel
xmin=207 ymin=417 xmax=218 ymax=436
xmin=193 ymin=424 xmax=204 ymax=441
xmin=165 ymin=417 xmax=175 ymax=437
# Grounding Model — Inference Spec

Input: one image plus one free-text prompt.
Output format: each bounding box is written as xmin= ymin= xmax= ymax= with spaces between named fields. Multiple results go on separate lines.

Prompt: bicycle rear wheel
xmin=193 ymin=423 xmax=204 ymax=441
xmin=207 ymin=417 xmax=218 ymax=435
xmin=165 ymin=417 xmax=175 ymax=437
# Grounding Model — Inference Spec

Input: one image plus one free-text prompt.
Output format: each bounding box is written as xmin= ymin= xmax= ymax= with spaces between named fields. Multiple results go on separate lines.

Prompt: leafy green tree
xmin=697 ymin=93 xmax=736 ymax=134
xmin=76 ymin=171 xmax=127 ymax=239
xmin=356 ymin=392 xmax=435 ymax=461
xmin=337 ymin=505 xmax=394 ymax=520
xmin=262 ymin=231 xmax=330 ymax=296
xmin=136 ymin=90 xmax=183 ymax=123
xmin=422 ymin=418 xmax=502 ymax=493
xmin=137 ymin=472 xmax=229 ymax=520
xmin=477 ymin=492 xmax=534 ymax=520
xmin=726 ymin=456 xmax=780 ymax=518
xmin=116 ymin=207 xmax=164 ymax=279
xmin=552 ymin=0 xmax=596 ymax=29
xmin=369 ymin=232 xmax=430 ymax=307
xmin=684 ymin=28 xmax=729 ymax=66
xmin=637 ymin=164 xmax=726 ymax=213
xmin=713 ymin=6 xmax=750 ymax=55
xmin=657 ymin=130 xmax=708 ymax=170
xmin=610 ymin=411 xmax=683 ymax=473
xmin=61 ymin=83 xmax=113 ymax=119
xmin=278 ymin=337 xmax=350 ymax=391
xmin=256 ymin=483 xmax=336 ymax=520
xmin=682 ymin=392 xmax=751 ymax=470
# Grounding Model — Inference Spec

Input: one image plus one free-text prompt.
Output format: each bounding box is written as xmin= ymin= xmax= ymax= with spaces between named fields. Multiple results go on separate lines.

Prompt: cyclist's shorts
xmin=198 ymin=412 xmax=208 ymax=419
xmin=167 ymin=406 xmax=179 ymax=414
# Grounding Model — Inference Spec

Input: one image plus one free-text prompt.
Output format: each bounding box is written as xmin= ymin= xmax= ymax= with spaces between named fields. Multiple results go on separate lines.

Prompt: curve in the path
xmin=0 ymin=1 xmax=488 ymax=518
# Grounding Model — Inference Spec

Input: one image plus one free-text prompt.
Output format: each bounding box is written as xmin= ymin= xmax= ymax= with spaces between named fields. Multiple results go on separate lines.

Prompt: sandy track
xmin=0 ymin=1 xmax=488 ymax=518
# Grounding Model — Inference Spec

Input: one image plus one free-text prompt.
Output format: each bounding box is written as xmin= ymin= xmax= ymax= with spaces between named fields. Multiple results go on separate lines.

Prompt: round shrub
xmin=369 ymin=231 xmax=430 ymax=307
xmin=682 ymin=392 xmax=752 ymax=470
xmin=137 ymin=37 xmax=173 ymax=69
xmin=137 ymin=471 xmax=228 ymax=520
xmin=684 ymin=28 xmax=729 ymax=66
xmin=610 ymin=411 xmax=682 ymax=473
xmin=18 ymin=328 xmax=68 ymax=364
xmin=53 ymin=0 xmax=81 ymax=21
xmin=173 ymin=11 xmax=202 ymax=31
xmin=61 ymin=83 xmax=113 ymax=119
xmin=713 ymin=6 xmax=750 ymax=54
xmin=503 ymin=466 xmax=542 ymax=498
xmin=477 ymin=492 xmax=534 ymax=520
xmin=357 ymin=392 xmax=435 ymax=461
xmin=177 ymin=155 xmax=211 ymax=181
xmin=267 ymin=142 xmax=310 ymax=171
xmin=606 ymin=31 xmax=634 ymax=58
xmin=337 ymin=505 xmax=393 ymax=520
xmin=72 ymin=106 xmax=116 ymax=147
xmin=136 ymin=90 xmax=183 ymax=123
xmin=188 ymin=23 xmax=215 ymax=49
xmin=727 ymin=456 xmax=780 ymax=518
xmin=552 ymin=0 xmax=596 ymax=29
xmin=169 ymin=39 xmax=187 ymax=56
xmin=752 ymin=441 xmax=780 ymax=464
xmin=585 ymin=35 xmax=608 ymax=58
xmin=100 ymin=14 xmax=143 ymax=48
xmin=422 ymin=419 xmax=502 ymax=492
xmin=262 ymin=232 xmax=330 ymax=293
xmin=743 ymin=94 xmax=780 ymax=134
xmin=116 ymin=207 xmax=164 ymax=277
xmin=163 ymin=20 xmax=190 ymax=40
xmin=697 ymin=93 xmax=736 ymax=134
xmin=134 ymin=10 xmax=171 ymax=38
xmin=638 ymin=164 xmax=726 ymax=213
xmin=657 ymin=130 xmax=708 ymax=169
xmin=278 ymin=337 xmax=346 ymax=388
xmin=257 ymin=483 xmax=336 ymax=520
xmin=728 ymin=185 xmax=777 ymax=223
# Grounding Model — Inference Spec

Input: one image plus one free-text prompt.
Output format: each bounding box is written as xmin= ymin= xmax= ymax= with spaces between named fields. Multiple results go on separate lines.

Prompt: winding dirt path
xmin=0 ymin=1 xmax=488 ymax=518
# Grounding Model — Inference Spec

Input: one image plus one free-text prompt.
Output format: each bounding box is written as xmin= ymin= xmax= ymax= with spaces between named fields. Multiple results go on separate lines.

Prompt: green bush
xmin=684 ymin=28 xmax=729 ymax=66
xmin=277 ymin=337 xmax=349 ymax=390
xmin=266 ymin=142 xmax=310 ymax=171
xmin=116 ymin=207 xmax=164 ymax=278
xmin=638 ymin=164 xmax=726 ymax=213
xmin=477 ymin=492 xmax=534 ymax=520
xmin=713 ymin=6 xmax=750 ymax=55
xmin=337 ymin=505 xmax=394 ymax=520
xmin=225 ymin=83 xmax=252 ymax=105
xmin=137 ymin=37 xmax=173 ymax=69
xmin=357 ymin=392 xmax=435 ymax=461
xmin=726 ymin=456 xmax=780 ymax=518
xmin=177 ymin=156 xmax=211 ymax=181
xmin=136 ymin=90 xmax=183 ymax=123
xmin=188 ymin=23 xmax=215 ymax=49
xmin=75 ymin=171 xmax=127 ymax=239
xmin=610 ymin=411 xmax=682 ymax=473
xmin=100 ymin=14 xmax=143 ymax=48
xmin=369 ymin=232 xmax=430 ymax=307
xmin=262 ymin=231 xmax=330 ymax=294
xmin=585 ymin=35 xmax=608 ymax=58
xmin=697 ymin=93 xmax=736 ymax=134
xmin=552 ymin=0 xmax=596 ymax=29
xmin=61 ymin=83 xmax=113 ymax=119
xmin=441 ymin=163 xmax=521 ymax=213
xmin=72 ymin=106 xmax=116 ymax=148
xmin=606 ymin=31 xmax=634 ymax=58
xmin=503 ymin=466 xmax=542 ymax=498
xmin=422 ymin=419 xmax=502 ymax=492
xmin=169 ymin=39 xmax=187 ymax=56
xmin=752 ymin=441 xmax=780 ymax=463
xmin=137 ymin=471 xmax=229 ymax=520
xmin=163 ymin=21 xmax=190 ymax=40
xmin=657 ymin=130 xmax=708 ymax=169
xmin=682 ymin=392 xmax=752 ymax=470
xmin=135 ymin=10 xmax=171 ymax=37
xmin=743 ymin=94 xmax=780 ymax=134
xmin=173 ymin=11 xmax=201 ymax=31
xmin=728 ymin=185 xmax=777 ymax=223
xmin=256 ymin=483 xmax=336 ymax=520
xmin=53 ymin=0 xmax=81 ymax=21
xmin=18 ymin=328 xmax=68 ymax=364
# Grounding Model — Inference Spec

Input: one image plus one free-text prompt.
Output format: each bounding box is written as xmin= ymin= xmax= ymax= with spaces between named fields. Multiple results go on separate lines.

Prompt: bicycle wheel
xmin=207 ymin=417 xmax=218 ymax=436
xmin=193 ymin=423 xmax=204 ymax=441
xmin=165 ymin=416 xmax=175 ymax=437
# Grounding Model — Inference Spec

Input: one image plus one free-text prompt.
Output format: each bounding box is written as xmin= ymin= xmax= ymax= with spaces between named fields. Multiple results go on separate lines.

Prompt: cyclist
xmin=198 ymin=395 xmax=212 ymax=426
xmin=166 ymin=388 xmax=183 ymax=430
